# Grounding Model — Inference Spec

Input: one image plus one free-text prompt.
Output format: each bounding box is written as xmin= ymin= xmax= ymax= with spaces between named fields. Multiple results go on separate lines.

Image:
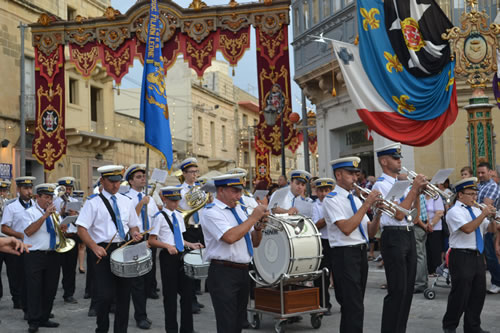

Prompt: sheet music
xmin=253 ymin=190 xmax=268 ymax=200
xmin=294 ymin=198 xmax=313 ymax=218
xmin=268 ymin=187 xmax=289 ymax=211
xmin=385 ymin=180 xmax=411 ymax=201
xmin=151 ymin=168 xmax=168 ymax=184
xmin=123 ymin=242 xmax=148 ymax=262
xmin=65 ymin=201 xmax=82 ymax=212
xmin=430 ymin=168 xmax=454 ymax=185
xmin=60 ymin=215 xmax=78 ymax=226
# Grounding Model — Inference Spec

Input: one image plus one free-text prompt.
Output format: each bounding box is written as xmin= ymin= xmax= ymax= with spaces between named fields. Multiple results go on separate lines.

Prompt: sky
xmin=110 ymin=0 xmax=314 ymax=115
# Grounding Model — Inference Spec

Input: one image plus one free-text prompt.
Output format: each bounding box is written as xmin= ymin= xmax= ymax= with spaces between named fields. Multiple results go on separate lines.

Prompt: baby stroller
xmin=424 ymin=249 xmax=451 ymax=300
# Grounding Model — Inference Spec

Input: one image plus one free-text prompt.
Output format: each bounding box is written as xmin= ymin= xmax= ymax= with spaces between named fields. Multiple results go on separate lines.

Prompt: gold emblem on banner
xmin=186 ymin=40 xmax=213 ymax=69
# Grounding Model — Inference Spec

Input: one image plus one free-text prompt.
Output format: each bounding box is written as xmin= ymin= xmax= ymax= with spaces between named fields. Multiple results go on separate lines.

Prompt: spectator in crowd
xmin=460 ymin=166 xmax=473 ymax=178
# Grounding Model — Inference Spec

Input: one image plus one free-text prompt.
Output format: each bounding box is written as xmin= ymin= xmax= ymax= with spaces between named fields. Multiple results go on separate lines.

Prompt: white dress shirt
xmin=124 ymin=188 xmax=159 ymax=233
xmin=446 ymin=200 xmax=489 ymax=250
xmin=371 ymin=173 xmax=410 ymax=228
xmin=1 ymin=198 xmax=35 ymax=235
xmin=54 ymin=195 xmax=79 ymax=233
xmin=151 ymin=207 xmax=186 ymax=246
xmin=200 ymin=199 xmax=253 ymax=264
xmin=269 ymin=188 xmax=296 ymax=211
xmin=22 ymin=202 xmax=60 ymax=251
xmin=75 ymin=189 xmax=140 ymax=244
xmin=323 ymin=185 xmax=370 ymax=247
xmin=312 ymin=200 xmax=328 ymax=239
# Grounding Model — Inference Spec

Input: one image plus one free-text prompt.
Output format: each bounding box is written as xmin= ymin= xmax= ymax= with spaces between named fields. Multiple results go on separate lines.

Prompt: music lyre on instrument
xmin=353 ymin=184 xmax=418 ymax=222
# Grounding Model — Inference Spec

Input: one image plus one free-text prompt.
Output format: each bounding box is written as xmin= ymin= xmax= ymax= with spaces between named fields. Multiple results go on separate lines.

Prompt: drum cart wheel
xmin=250 ymin=313 xmax=261 ymax=329
xmin=310 ymin=313 xmax=322 ymax=329
xmin=423 ymin=288 xmax=435 ymax=300
xmin=274 ymin=319 xmax=286 ymax=333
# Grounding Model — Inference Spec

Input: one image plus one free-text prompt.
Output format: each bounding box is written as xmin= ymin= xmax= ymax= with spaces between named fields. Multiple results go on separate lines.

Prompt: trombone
xmin=473 ymin=201 xmax=500 ymax=224
xmin=51 ymin=212 xmax=76 ymax=253
xmin=353 ymin=184 xmax=418 ymax=222
xmin=402 ymin=167 xmax=454 ymax=204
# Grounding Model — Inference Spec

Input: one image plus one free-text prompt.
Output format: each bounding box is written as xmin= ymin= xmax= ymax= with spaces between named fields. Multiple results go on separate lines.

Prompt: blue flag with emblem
xmin=357 ymin=0 xmax=454 ymax=121
xmin=139 ymin=0 xmax=173 ymax=169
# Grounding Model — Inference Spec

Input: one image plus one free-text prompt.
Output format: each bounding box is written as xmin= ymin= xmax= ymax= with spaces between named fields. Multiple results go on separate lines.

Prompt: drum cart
xmin=247 ymin=268 xmax=329 ymax=333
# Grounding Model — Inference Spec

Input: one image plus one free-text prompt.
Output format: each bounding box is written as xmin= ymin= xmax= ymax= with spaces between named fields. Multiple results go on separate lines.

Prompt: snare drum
xmin=253 ymin=214 xmax=322 ymax=285
xmin=183 ymin=249 xmax=209 ymax=279
xmin=110 ymin=246 xmax=153 ymax=278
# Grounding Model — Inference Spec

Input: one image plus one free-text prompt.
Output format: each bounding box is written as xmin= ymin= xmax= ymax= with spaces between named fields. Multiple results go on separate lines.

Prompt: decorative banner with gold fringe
xmin=100 ymin=38 xmax=136 ymax=85
xmin=68 ymin=42 xmax=100 ymax=79
xmin=181 ymin=31 xmax=218 ymax=78
xmin=33 ymin=44 xmax=67 ymax=171
xmin=218 ymin=27 xmax=251 ymax=67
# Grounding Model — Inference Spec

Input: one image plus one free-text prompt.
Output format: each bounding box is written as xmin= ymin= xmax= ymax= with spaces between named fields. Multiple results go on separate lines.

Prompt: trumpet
xmin=401 ymin=167 xmax=454 ymax=204
xmin=473 ymin=201 xmax=500 ymax=224
xmin=51 ymin=212 xmax=76 ymax=253
xmin=353 ymin=184 xmax=418 ymax=222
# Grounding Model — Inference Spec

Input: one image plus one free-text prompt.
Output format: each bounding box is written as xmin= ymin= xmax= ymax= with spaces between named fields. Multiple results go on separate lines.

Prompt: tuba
xmin=180 ymin=185 xmax=209 ymax=228
xmin=51 ymin=212 xmax=76 ymax=253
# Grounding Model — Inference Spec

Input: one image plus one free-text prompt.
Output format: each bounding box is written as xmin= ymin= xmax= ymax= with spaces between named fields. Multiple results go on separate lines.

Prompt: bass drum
xmin=253 ymin=214 xmax=322 ymax=285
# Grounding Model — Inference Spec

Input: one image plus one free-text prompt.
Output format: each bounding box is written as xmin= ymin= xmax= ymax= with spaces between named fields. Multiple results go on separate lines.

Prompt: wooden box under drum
xmin=254 ymin=285 xmax=320 ymax=314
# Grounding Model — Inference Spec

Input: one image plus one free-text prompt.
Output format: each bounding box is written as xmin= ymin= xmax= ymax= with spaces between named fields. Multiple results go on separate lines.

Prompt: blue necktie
xmin=292 ymin=196 xmax=296 ymax=207
xmin=137 ymin=193 xmax=149 ymax=231
xmin=238 ymin=198 xmax=248 ymax=214
xmin=171 ymin=213 xmax=184 ymax=252
xmin=188 ymin=185 xmax=200 ymax=224
xmin=110 ymin=195 xmax=126 ymax=240
xmin=464 ymin=205 xmax=484 ymax=253
xmin=227 ymin=207 xmax=253 ymax=256
xmin=347 ymin=194 xmax=368 ymax=243
xmin=45 ymin=215 xmax=56 ymax=250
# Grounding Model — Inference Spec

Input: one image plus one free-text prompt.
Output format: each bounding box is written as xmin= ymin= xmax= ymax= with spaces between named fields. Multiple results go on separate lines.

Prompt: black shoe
xmin=88 ymin=308 xmax=97 ymax=317
xmin=49 ymin=313 xmax=54 ymax=319
xmin=13 ymin=302 xmax=22 ymax=309
xmin=147 ymin=291 xmax=159 ymax=299
xmin=192 ymin=304 xmax=200 ymax=314
xmin=414 ymin=289 xmax=424 ymax=294
xmin=64 ymin=296 xmax=78 ymax=304
xmin=195 ymin=290 xmax=203 ymax=296
xmin=28 ymin=324 xmax=38 ymax=333
xmin=145 ymin=318 xmax=152 ymax=324
xmin=323 ymin=310 xmax=332 ymax=316
xmin=443 ymin=329 xmax=456 ymax=333
xmin=39 ymin=320 xmax=59 ymax=328
xmin=83 ymin=292 xmax=91 ymax=299
xmin=242 ymin=320 xmax=250 ymax=329
xmin=137 ymin=319 xmax=151 ymax=329
xmin=24 ymin=313 xmax=28 ymax=321
xmin=110 ymin=304 xmax=116 ymax=314
xmin=479 ymin=330 xmax=490 ymax=333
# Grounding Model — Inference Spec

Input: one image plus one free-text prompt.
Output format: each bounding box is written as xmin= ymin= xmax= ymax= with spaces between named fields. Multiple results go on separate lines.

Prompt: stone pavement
xmin=0 ymin=257 xmax=498 ymax=332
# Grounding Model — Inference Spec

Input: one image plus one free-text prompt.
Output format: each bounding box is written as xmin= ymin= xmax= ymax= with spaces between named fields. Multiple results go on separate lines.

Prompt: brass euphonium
xmin=180 ymin=185 xmax=209 ymax=228
xmin=51 ymin=212 xmax=76 ymax=253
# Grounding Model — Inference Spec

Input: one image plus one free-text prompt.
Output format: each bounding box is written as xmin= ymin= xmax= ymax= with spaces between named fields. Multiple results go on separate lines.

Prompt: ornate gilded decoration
xmin=189 ymin=0 xmax=207 ymax=10
xmin=37 ymin=13 xmax=55 ymax=26
xmin=67 ymin=28 xmax=95 ymax=47
xmin=259 ymin=29 xmax=284 ymax=59
xmin=104 ymin=6 xmax=122 ymax=20
xmin=384 ymin=52 xmax=403 ymax=73
xmin=104 ymin=47 xmax=130 ymax=77
xmin=253 ymin=13 xmax=289 ymax=36
xmin=220 ymin=16 xmax=250 ymax=32
xmin=70 ymin=45 xmax=100 ymax=78
xmin=33 ymin=32 xmax=64 ymax=56
xmin=229 ymin=0 xmax=238 ymax=8
xmin=392 ymin=95 xmax=416 ymax=115
xmin=219 ymin=30 xmax=250 ymax=64
xmin=98 ymin=27 xmax=130 ymax=50
xmin=75 ymin=15 xmax=87 ymax=24
xmin=134 ymin=12 xmax=178 ymax=45
xmin=183 ymin=19 xmax=215 ymax=43
xmin=186 ymin=39 xmax=213 ymax=69
xmin=360 ymin=8 xmax=380 ymax=31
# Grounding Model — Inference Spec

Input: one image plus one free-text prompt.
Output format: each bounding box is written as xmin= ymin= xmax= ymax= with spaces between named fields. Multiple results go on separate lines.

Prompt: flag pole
xmin=145 ymin=147 xmax=150 ymax=225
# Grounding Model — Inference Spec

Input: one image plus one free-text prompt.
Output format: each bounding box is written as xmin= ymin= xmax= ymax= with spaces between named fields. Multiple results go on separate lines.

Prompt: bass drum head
xmin=253 ymin=226 xmax=291 ymax=285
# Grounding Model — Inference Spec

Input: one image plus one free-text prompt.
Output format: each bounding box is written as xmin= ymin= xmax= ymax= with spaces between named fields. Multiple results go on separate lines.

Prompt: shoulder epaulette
xmin=5 ymin=198 xmax=16 ymax=206
xmin=120 ymin=193 xmax=132 ymax=200
xmin=153 ymin=211 xmax=162 ymax=218
xmin=377 ymin=177 xmax=385 ymax=182
xmin=87 ymin=194 xmax=98 ymax=200
xmin=326 ymin=191 xmax=337 ymax=198
xmin=205 ymin=203 xmax=215 ymax=208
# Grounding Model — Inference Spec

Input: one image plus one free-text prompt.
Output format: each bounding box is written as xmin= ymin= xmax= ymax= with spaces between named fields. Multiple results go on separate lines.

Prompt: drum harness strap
xmin=99 ymin=193 xmax=130 ymax=242
xmin=159 ymin=211 xmax=187 ymax=263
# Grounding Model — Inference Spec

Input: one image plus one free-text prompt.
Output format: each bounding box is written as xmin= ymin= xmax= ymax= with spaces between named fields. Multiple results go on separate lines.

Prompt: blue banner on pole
xmin=139 ymin=0 xmax=173 ymax=169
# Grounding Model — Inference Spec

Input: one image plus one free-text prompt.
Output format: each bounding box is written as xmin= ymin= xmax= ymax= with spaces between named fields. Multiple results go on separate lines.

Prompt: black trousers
xmin=146 ymin=247 xmax=157 ymax=295
xmin=159 ymin=249 xmax=193 ymax=333
xmin=5 ymin=252 xmax=26 ymax=309
xmin=426 ymin=230 xmax=443 ymax=274
xmin=86 ymin=247 xmax=97 ymax=311
xmin=131 ymin=241 xmax=149 ymax=323
xmin=89 ymin=243 xmax=132 ymax=333
xmin=207 ymin=262 xmax=249 ymax=333
xmin=314 ymin=238 xmax=332 ymax=310
xmin=380 ymin=228 xmax=417 ymax=333
xmin=24 ymin=251 xmax=61 ymax=327
xmin=442 ymin=249 xmax=486 ymax=333
xmin=183 ymin=227 xmax=204 ymax=305
xmin=331 ymin=244 xmax=368 ymax=333
xmin=60 ymin=234 xmax=79 ymax=298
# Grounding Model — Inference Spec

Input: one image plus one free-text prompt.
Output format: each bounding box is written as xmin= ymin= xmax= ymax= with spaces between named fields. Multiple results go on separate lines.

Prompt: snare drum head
xmin=110 ymin=247 xmax=124 ymax=261
xmin=184 ymin=249 xmax=207 ymax=265
xmin=253 ymin=225 xmax=291 ymax=285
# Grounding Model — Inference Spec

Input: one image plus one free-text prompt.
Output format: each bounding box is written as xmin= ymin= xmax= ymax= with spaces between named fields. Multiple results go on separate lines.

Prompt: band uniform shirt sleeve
xmin=446 ymin=202 xmax=488 ymax=250
xmin=372 ymin=173 xmax=408 ymax=228
xmin=1 ymin=200 xmax=28 ymax=233
xmin=323 ymin=186 xmax=369 ymax=247
xmin=126 ymin=188 xmax=158 ymax=232
xmin=75 ymin=190 xmax=136 ymax=244
xmin=151 ymin=208 xmax=185 ymax=246
xmin=200 ymin=199 xmax=252 ymax=264
xmin=23 ymin=204 xmax=57 ymax=251
xmin=312 ymin=200 xmax=328 ymax=239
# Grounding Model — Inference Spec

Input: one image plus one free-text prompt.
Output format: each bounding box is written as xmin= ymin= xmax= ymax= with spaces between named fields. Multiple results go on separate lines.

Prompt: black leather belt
xmin=211 ymin=259 xmax=249 ymax=270
xmin=334 ymin=243 xmax=367 ymax=250
xmin=29 ymin=250 xmax=57 ymax=254
xmin=452 ymin=248 xmax=482 ymax=256
xmin=383 ymin=225 xmax=414 ymax=231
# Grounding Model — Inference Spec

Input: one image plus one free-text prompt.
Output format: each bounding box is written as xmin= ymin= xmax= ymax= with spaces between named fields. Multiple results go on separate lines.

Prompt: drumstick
xmin=118 ymin=226 xmax=154 ymax=249
xmin=96 ymin=230 xmax=118 ymax=264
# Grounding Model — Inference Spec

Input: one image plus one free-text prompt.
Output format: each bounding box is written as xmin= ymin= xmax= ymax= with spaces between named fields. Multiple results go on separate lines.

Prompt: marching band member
xmin=72 ymin=190 xmax=87 ymax=274
xmin=200 ymin=173 xmax=268 ymax=333
xmin=269 ymin=169 xmax=312 ymax=214
xmin=76 ymin=165 xmax=142 ymax=333
xmin=149 ymin=186 xmax=203 ymax=333
xmin=1 ymin=176 xmax=35 ymax=313
xmin=124 ymin=164 xmax=159 ymax=329
xmin=178 ymin=157 xmax=204 ymax=313
xmin=54 ymin=177 xmax=79 ymax=305
xmin=371 ymin=143 xmax=427 ymax=333
xmin=23 ymin=184 xmax=61 ymax=332
xmin=0 ymin=180 xmax=11 ymax=303
xmin=442 ymin=177 xmax=493 ymax=333
xmin=312 ymin=177 xmax=336 ymax=316
xmin=323 ymin=157 xmax=381 ymax=333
